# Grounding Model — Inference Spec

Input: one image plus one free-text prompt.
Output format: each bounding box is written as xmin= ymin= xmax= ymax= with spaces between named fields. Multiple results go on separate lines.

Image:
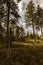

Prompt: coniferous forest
xmin=0 ymin=0 xmax=43 ymax=65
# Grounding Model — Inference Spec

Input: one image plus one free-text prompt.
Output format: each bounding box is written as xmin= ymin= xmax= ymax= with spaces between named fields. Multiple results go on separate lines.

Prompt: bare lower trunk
xmin=7 ymin=1 xmax=11 ymax=59
xmin=41 ymin=26 xmax=43 ymax=38
xmin=32 ymin=24 xmax=35 ymax=38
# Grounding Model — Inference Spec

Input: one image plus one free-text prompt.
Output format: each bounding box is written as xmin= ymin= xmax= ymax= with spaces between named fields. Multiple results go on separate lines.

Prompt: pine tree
xmin=36 ymin=5 xmax=43 ymax=37
xmin=1 ymin=0 xmax=20 ymax=58
xmin=0 ymin=1 xmax=5 ymax=41
xmin=25 ymin=1 xmax=35 ymax=38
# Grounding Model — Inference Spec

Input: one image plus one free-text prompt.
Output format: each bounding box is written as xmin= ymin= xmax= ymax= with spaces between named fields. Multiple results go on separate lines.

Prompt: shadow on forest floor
xmin=0 ymin=43 xmax=43 ymax=65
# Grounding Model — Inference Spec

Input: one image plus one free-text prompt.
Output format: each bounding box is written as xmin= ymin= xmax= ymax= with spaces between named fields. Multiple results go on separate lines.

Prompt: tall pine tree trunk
xmin=32 ymin=20 xmax=35 ymax=38
xmin=7 ymin=1 xmax=11 ymax=59
xmin=41 ymin=26 xmax=43 ymax=38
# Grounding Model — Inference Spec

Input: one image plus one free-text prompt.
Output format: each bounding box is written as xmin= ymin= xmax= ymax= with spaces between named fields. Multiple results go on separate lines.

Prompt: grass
xmin=0 ymin=42 xmax=43 ymax=65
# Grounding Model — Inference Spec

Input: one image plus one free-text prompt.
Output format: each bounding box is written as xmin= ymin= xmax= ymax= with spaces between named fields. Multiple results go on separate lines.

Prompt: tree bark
xmin=32 ymin=22 xmax=35 ymax=38
xmin=41 ymin=26 xmax=43 ymax=37
xmin=7 ymin=1 xmax=11 ymax=59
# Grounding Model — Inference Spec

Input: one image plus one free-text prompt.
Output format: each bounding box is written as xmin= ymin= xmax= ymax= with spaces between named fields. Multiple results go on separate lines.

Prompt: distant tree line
xmin=25 ymin=1 xmax=43 ymax=38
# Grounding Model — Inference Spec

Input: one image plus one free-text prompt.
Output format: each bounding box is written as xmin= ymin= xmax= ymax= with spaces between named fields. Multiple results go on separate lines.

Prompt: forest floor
xmin=0 ymin=40 xmax=43 ymax=65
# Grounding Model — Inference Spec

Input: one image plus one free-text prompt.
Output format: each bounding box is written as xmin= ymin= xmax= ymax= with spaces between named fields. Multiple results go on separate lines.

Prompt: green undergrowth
xmin=0 ymin=44 xmax=43 ymax=65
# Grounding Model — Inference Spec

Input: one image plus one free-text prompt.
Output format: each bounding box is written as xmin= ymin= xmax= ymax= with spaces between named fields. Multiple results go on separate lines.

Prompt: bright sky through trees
xmin=18 ymin=0 xmax=43 ymax=35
